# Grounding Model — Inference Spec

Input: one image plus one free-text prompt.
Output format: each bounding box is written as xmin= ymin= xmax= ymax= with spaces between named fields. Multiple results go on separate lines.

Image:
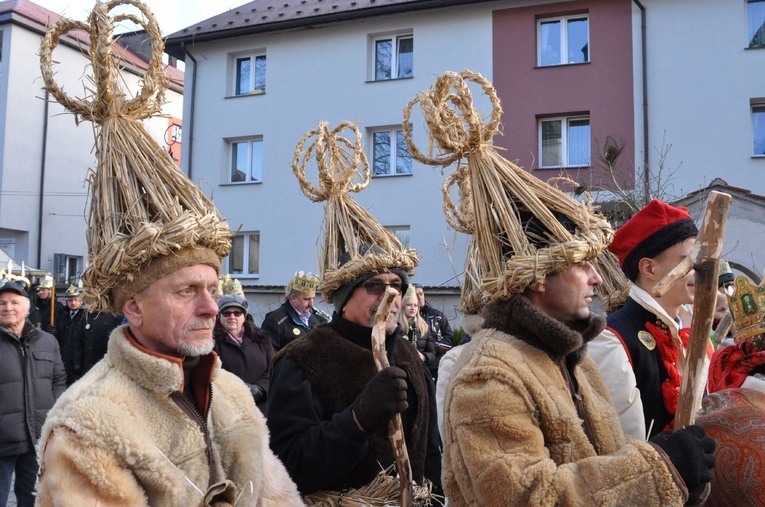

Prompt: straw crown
xmin=219 ymin=274 xmax=243 ymax=296
xmin=292 ymin=121 xmax=418 ymax=302
xmin=40 ymin=1 xmax=231 ymax=312
xmin=403 ymin=70 xmax=613 ymax=311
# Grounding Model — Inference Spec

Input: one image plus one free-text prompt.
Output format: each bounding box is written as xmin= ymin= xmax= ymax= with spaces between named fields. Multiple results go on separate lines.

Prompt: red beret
xmin=609 ymin=199 xmax=697 ymax=281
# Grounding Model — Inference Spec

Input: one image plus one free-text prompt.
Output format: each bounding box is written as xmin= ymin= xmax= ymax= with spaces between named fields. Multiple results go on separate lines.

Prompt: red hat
xmin=609 ymin=199 xmax=697 ymax=281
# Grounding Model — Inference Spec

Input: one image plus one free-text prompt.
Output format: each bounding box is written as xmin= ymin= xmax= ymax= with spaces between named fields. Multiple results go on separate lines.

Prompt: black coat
xmin=261 ymin=301 xmax=328 ymax=351
xmin=55 ymin=309 xmax=123 ymax=384
xmin=0 ymin=321 xmax=66 ymax=456
xmin=28 ymin=297 xmax=66 ymax=334
xmin=419 ymin=302 xmax=454 ymax=351
xmin=403 ymin=318 xmax=438 ymax=378
xmin=213 ymin=322 xmax=275 ymax=416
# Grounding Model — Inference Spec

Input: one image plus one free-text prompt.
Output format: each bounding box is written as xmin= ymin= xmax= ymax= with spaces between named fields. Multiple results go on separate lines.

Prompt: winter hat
xmin=609 ymin=199 xmax=698 ymax=281
xmin=218 ymin=294 xmax=249 ymax=313
xmin=0 ymin=281 xmax=28 ymax=299
xmin=292 ymin=121 xmax=418 ymax=311
xmin=404 ymin=70 xmax=613 ymax=309
xmin=40 ymin=1 xmax=231 ymax=313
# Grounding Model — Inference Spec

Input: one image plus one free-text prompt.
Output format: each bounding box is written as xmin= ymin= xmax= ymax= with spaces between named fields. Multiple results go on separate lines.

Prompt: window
xmin=749 ymin=1 xmax=765 ymax=48
xmin=234 ymin=54 xmax=266 ymax=95
xmin=538 ymin=15 xmax=589 ymax=66
xmin=372 ymin=34 xmax=413 ymax=80
xmin=753 ymin=102 xmax=765 ymax=156
xmin=227 ymin=232 xmax=260 ymax=276
xmin=539 ymin=116 xmax=591 ymax=168
xmin=53 ymin=254 xmax=83 ymax=284
xmin=228 ymin=138 xmax=263 ymax=183
xmin=385 ymin=226 xmax=411 ymax=248
xmin=370 ymin=128 xmax=412 ymax=176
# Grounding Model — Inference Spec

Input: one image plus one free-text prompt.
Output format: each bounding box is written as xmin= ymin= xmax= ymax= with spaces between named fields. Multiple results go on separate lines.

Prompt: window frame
xmin=231 ymin=52 xmax=267 ymax=96
xmin=368 ymin=126 xmax=413 ymax=177
xmin=226 ymin=137 xmax=264 ymax=184
xmin=226 ymin=231 xmax=260 ymax=277
xmin=370 ymin=32 xmax=414 ymax=81
xmin=537 ymin=14 xmax=590 ymax=67
xmin=538 ymin=115 xmax=591 ymax=169
xmin=752 ymin=100 xmax=765 ymax=157
xmin=385 ymin=225 xmax=411 ymax=248
xmin=748 ymin=0 xmax=765 ymax=48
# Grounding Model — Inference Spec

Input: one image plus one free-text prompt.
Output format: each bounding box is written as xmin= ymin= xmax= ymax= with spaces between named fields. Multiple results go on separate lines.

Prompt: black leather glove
xmin=352 ymin=366 xmax=408 ymax=432
xmin=244 ymin=383 xmax=264 ymax=402
xmin=650 ymin=425 xmax=716 ymax=504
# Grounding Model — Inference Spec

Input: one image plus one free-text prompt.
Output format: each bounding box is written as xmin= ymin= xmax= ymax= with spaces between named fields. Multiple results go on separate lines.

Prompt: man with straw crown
xmin=35 ymin=2 xmax=302 ymax=505
xmin=267 ymin=121 xmax=442 ymax=503
xmin=403 ymin=70 xmax=716 ymax=506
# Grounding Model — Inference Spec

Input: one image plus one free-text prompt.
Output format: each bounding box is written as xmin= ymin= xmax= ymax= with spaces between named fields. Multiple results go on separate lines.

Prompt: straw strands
xmin=403 ymin=70 xmax=613 ymax=307
xmin=40 ymin=0 xmax=230 ymax=312
xmin=292 ymin=121 xmax=418 ymax=302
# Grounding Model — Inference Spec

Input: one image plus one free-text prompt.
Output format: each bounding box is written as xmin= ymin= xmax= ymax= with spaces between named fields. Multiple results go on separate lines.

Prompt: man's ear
xmin=527 ymin=282 xmax=546 ymax=295
xmin=637 ymin=257 xmax=655 ymax=281
xmin=122 ymin=297 xmax=143 ymax=327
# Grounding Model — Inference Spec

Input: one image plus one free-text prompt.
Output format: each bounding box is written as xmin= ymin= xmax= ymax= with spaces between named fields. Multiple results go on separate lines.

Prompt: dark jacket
xmin=419 ymin=302 xmax=454 ymax=352
xmin=606 ymin=298 xmax=674 ymax=437
xmin=213 ymin=321 xmax=275 ymax=416
xmin=80 ymin=311 xmax=124 ymax=374
xmin=261 ymin=301 xmax=328 ymax=351
xmin=404 ymin=318 xmax=438 ymax=378
xmin=267 ymin=315 xmax=442 ymax=495
xmin=29 ymin=297 xmax=66 ymax=334
xmin=55 ymin=307 xmax=85 ymax=383
xmin=0 ymin=320 xmax=66 ymax=456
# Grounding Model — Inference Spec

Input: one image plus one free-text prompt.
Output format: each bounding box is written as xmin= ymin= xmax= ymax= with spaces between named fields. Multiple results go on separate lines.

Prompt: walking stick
xmin=371 ymin=287 xmax=414 ymax=507
xmin=652 ymin=191 xmax=731 ymax=429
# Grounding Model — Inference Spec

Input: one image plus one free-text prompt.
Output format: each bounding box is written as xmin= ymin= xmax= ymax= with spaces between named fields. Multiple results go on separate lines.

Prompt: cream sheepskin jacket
xmin=36 ymin=326 xmax=303 ymax=507
xmin=442 ymin=296 xmax=687 ymax=507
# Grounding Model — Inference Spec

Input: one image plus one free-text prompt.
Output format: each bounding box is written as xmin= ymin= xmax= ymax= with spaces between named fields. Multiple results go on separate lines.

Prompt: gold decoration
xmin=728 ymin=274 xmax=765 ymax=343
xmin=287 ymin=271 xmax=318 ymax=296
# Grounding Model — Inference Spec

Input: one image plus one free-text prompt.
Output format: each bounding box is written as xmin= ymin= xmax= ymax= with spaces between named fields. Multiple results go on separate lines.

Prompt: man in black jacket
xmin=261 ymin=271 xmax=328 ymax=351
xmin=268 ymin=266 xmax=442 ymax=496
xmin=0 ymin=281 xmax=66 ymax=507
xmin=415 ymin=285 xmax=454 ymax=352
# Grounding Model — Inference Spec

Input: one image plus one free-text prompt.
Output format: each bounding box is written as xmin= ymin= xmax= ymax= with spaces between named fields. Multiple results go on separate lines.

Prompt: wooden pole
xmin=371 ymin=287 xmax=414 ymax=507
xmin=652 ymin=191 xmax=731 ymax=429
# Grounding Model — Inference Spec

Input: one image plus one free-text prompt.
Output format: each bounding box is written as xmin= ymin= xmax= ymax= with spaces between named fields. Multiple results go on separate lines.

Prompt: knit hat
xmin=404 ymin=70 xmax=613 ymax=309
xmin=292 ymin=121 xmax=418 ymax=312
xmin=40 ymin=1 xmax=231 ymax=313
xmin=609 ymin=199 xmax=698 ymax=281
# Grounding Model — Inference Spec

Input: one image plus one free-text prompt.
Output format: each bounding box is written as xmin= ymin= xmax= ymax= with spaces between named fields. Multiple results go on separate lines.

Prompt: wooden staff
xmin=712 ymin=311 xmax=733 ymax=348
xmin=49 ymin=289 xmax=55 ymax=329
xmin=652 ymin=191 xmax=731 ymax=429
xmin=371 ymin=287 xmax=414 ymax=507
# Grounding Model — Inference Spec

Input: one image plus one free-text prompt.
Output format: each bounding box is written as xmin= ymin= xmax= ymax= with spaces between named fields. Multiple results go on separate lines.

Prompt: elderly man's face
xmin=289 ymin=291 xmax=315 ymax=314
xmin=0 ymin=292 xmax=30 ymax=334
xmin=124 ymin=264 xmax=219 ymax=357
xmin=530 ymin=261 xmax=603 ymax=323
xmin=343 ymin=273 xmax=402 ymax=333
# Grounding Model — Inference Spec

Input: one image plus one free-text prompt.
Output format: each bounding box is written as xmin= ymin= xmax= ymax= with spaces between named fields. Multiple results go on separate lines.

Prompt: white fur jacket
xmin=36 ymin=326 xmax=303 ymax=507
xmin=442 ymin=296 xmax=687 ymax=507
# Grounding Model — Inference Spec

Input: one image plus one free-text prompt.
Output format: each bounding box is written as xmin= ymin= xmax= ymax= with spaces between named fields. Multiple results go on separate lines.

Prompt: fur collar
xmin=482 ymin=294 xmax=605 ymax=365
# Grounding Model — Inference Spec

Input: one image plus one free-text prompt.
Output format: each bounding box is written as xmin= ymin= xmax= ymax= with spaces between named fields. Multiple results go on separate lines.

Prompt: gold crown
xmin=288 ymin=271 xmax=318 ymax=296
xmin=728 ymin=274 xmax=765 ymax=343
xmin=218 ymin=274 xmax=243 ymax=296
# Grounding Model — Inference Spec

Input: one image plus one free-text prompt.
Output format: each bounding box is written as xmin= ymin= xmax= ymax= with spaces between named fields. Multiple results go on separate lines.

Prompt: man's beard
xmin=177 ymin=340 xmax=214 ymax=357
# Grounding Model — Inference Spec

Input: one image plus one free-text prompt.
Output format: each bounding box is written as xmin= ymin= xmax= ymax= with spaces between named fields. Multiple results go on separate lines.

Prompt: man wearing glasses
xmin=267 ymin=262 xmax=442 ymax=496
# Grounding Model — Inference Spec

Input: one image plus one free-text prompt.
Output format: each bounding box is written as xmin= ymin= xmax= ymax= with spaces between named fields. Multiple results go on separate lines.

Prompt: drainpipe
xmin=181 ymin=42 xmax=197 ymax=180
xmin=633 ymin=0 xmax=649 ymax=203
xmin=37 ymin=90 xmax=50 ymax=267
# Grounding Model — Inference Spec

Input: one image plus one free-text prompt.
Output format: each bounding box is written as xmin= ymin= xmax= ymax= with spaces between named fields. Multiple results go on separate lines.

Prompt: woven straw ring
xmin=39 ymin=0 xmax=167 ymax=124
xmin=291 ymin=121 xmax=371 ymax=203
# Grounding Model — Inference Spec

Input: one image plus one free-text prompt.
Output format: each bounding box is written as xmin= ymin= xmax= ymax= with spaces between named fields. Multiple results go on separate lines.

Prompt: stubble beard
xmin=177 ymin=319 xmax=215 ymax=357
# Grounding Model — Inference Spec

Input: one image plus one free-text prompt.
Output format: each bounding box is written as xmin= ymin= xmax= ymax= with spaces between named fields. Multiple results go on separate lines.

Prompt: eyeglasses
xmin=221 ymin=309 xmax=244 ymax=317
xmin=362 ymin=280 xmax=403 ymax=296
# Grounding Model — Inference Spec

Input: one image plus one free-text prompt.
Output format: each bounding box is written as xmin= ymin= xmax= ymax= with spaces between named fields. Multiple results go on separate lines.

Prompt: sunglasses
xmin=362 ymin=280 xmax=403 ymax=296
xmin=221 ymin=309 xmax=244 ymax=317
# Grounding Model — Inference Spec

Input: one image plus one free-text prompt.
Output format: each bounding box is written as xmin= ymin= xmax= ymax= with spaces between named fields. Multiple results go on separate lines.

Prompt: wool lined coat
xmin=442 ymin=295 xmax=687 ymax=506
xmin=35 ymin=326 xmax=302 ymax=507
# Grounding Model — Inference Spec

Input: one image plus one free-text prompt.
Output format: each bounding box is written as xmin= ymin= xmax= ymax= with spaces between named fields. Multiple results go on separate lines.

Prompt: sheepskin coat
xmin=442 ymin=295 xmax=687 ymax=507
xmin=35 ymin=326 xmax=303 ymax=507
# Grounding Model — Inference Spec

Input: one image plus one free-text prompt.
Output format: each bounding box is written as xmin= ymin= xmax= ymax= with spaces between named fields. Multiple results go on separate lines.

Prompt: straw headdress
xmin=403 ymin=70 xmax=615 ymax=310
xmin=39 ymin=0 xmax=231 ymax=313
xmin=292 ymin=121 xmax=418 ymax=304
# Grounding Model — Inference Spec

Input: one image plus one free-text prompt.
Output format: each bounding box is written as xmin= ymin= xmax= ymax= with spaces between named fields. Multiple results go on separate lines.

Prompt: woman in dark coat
xmin=398 ymin=285 xmax=438 ymax=379
xmin=213 ymin=294 xmax=275 ymax=416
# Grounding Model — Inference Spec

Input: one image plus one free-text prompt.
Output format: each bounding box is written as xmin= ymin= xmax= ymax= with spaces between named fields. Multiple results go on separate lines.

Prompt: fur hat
xmin=292 ymin=121 xmax=418 ymax=310
xmin=40 ymin=2 xmax=231 ymax=313
xmin=609 ymin=199 xmax=698 ymax=281
xmin=404 ymin=71 xmax=613 ymax=308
